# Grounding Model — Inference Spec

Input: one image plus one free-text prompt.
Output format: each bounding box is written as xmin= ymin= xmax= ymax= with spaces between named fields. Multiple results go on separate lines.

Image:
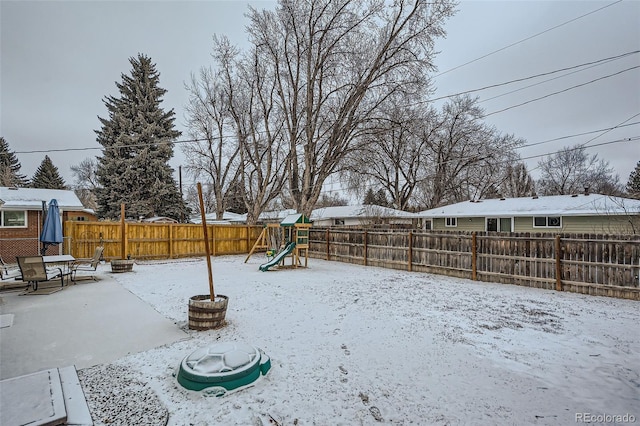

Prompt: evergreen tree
xmin=0 ymin=137 xmax=29 ymax=187
xmin=30 ymin=155 xmax=66 ymax=189
xmin=363 ymin=188 xmax=377 ymax=205
xmin=224 ymin=179 xmax=248 ymax=215
xmin=363 ymin=188 xmax=389 ymax=207
xmin=95 ymin=54 xmax=188 ymax=220
xmin=626 ymin=161 xmax=640 ymax=198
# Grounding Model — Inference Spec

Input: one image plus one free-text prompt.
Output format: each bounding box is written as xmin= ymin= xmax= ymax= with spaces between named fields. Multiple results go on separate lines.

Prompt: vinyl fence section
xmin=309 ymin=228 xmax=640 ymax=300
xmin=66 ymin=221 xmax=262 ymax=261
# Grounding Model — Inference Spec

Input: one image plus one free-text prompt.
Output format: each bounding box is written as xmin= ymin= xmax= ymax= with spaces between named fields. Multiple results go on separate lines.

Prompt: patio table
xmin=42 ymin=255 xmax=75 ymax=284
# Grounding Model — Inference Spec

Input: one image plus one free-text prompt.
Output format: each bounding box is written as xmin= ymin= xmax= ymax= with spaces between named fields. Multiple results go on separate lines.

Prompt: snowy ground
xmin=79 ymin=255 xmax=639 ymax=425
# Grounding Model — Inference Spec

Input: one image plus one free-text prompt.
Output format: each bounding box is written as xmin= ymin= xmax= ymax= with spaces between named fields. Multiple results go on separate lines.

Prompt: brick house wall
xmin=0 ymin=209 xmax=44 ymax=260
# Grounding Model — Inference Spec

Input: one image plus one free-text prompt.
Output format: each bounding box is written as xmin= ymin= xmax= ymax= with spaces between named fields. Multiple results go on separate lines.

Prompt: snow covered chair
xmin=71 ymin=246 xmax=104 ymax=282
xmin=16 ymin=256 xmax=67 ymax=291
xmin=0 ymin=257 xmax=22 ymax=281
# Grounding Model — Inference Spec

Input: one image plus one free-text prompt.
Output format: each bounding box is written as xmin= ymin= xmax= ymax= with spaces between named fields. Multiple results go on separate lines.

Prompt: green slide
xmin=259 ymin=242 xmax=296 ymax=272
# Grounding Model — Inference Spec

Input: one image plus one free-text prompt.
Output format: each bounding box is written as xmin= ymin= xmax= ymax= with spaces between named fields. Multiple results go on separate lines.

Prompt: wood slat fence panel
xmin=66 ymin=221 xmax=262 ymax=260
xmin=308 ymin=228 xmax=640 ymax=300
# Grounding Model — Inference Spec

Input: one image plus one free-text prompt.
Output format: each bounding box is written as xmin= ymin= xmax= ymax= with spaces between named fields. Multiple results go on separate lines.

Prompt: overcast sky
xmin=1 ymin=0 xmax=638 ymax=195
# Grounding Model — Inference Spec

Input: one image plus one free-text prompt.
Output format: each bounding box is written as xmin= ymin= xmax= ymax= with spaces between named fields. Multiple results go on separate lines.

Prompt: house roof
xmin=190 ymin=211 xmax=246 ymax=224
xmin=142 ymin=216 xmax=179 ymax=224
xmin=0 ymin=187 xmax=87 ymax=211
xmin=257 ymin=209 xmax=298 ymax=221
xmin=310 ymin=204 xmax=416 ymax=220
xmin=417 ymin=194 xmax=640 ymax=218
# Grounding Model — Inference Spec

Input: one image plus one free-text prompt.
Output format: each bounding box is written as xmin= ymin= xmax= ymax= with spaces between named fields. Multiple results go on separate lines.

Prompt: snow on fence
xmin=308 ymin=229 xmax=640 ymax=300
xmin=65 ymin=221 xmax=262 ymax=261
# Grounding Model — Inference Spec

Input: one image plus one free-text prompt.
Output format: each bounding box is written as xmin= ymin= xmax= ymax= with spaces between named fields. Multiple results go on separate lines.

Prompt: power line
xmin=181 ymin=136 xmax=638 ymax=198
xmin=479 ymin=59 xmax=622 ymax=104
xmin=429 ymin=50 xmax=639 ymax=103
xmin=14 ymin=120 xmax=639 ymax=162
xmin=517 ymin=121 xmax=640 ymax=150
xmin=482 ymin=66 xmax=640 ymax=118
xmin=14 ymin=138 xmax=211 ymax=155
xmin=14 ymin=57 xmax=637 ymax=157
xmin=433 ymin=0 xmax=624 ymax=78
xmin=518 ymin=136 xmax=639 ymax=162
xmin=579 ymin=112 xmax=640 ymax=149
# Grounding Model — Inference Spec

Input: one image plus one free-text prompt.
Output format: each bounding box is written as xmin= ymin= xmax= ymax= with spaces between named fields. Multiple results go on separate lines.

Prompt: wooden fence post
xmin=471 ymin=232 xmax=477 ymax=281
xmin=408 ymin=231 xmax=413 ymax=272
xmin=364 ymin=230 xmax=368 ymax=267
xmin=168 ymin=223 xmax=174 ymax=259
xmin=555 ymin=235 xmax=563 ymax=291
xmin=120 ymin=203 xmax=127 ymax=260
xmin=67 ymin=220 xmax=75 ymax=256
xmin=326 ymin=228 xmax=330 ymax=260
xmin=211 ymin=225 xmax=216 ymax=256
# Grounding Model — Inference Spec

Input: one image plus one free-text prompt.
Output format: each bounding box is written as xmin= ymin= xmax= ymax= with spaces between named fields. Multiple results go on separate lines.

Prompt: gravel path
xmin=78 ymin=364 xmax=168 ymax=426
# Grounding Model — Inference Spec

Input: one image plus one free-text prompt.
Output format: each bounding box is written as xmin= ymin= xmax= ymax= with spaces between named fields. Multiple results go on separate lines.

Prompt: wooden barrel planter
xmin=111 ymin=259 xmax=135 ymax=273
xmin=188 ymin=295 xmax=228 ymax=330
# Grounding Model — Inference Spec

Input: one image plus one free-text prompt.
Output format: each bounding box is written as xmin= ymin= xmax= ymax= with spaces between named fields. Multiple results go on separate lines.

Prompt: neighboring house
xmin=190 ymin=211 xmax=247 ymax=225
xmin=256 ymin=209 xmax=298 ymax=224
xmin=143 ymin=216 xmax=179 ymax=224
xmin=310 ymin=204 xmax=416 ymax=227
xmin=417 ymin=193 xmax=640 ymax=234
xmin=0 ymin=187 xmax=96 ymax=259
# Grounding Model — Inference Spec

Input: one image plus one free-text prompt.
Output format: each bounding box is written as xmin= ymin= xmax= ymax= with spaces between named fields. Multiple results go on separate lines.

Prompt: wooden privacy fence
xmin=309 ymin=229 xmax=640 ymax=300
xmin=66 ymin=221 xmax=262 ymax=261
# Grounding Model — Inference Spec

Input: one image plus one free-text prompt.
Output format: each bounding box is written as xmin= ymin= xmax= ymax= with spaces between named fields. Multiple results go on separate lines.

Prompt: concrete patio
xmin=0 ymin=272 xmax=190 ymax=425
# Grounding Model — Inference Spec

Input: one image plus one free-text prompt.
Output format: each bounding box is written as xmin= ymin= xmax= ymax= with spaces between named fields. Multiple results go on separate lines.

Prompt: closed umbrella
xmin=40 ymin=199 xmax=63 ymax=255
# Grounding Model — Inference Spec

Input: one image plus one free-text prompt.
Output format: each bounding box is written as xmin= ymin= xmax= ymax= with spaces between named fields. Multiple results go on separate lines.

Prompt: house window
xmin=1 ymin=210 xmax=27 ymax=227
xmin=334 ymin=219 xmax=345 ymax=226
xmin=533 ymin=216 xmax=562 ymax=228
xmin=445 ymin=217 xmax=457 ymax=227
xmin=486 ymin=218 xmax=498 ymax=232
xmin=424 ymin=219 xmax=432 ymax=230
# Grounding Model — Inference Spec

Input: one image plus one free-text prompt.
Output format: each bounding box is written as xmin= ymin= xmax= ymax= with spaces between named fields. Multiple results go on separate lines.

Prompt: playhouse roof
xmin=280 ymin=213 xmax=311 ymax=226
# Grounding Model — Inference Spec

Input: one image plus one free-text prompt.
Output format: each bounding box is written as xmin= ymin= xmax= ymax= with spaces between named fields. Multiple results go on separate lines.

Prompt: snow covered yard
xmin=81 ymin=255 xmax=639 ymax=425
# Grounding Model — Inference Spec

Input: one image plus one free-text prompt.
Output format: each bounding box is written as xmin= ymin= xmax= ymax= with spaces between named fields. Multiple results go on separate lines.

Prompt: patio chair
xmin=1 ymin=257 xmax=22 ymax=281
xmin=16 ymin=256 xmax=67 ymax=291
xmin=70 ymin=246 xmax=104 ymax=282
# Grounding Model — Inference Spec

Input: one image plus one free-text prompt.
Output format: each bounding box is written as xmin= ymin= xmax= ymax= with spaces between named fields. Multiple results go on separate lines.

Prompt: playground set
xmin=245 ymin=213 xmax=312 ymax=272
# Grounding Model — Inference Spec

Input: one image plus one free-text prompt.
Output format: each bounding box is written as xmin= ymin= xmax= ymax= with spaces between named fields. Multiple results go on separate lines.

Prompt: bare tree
xmin=70 ymin=157 xmax=99 ymax=210
xmin=314 ymin=192 xmax=349 ymax=208
xmin=415 ymin=96 xmax=523 ymax=208
xmin=183 ymin=66 xmax=241 ymax=220
xmin=500 ymin=163 xmax=535 ymax=198
xmin=246 ymin=0 xmax=455 ymax=215
xmin=183 ymin=183 xmax=216 ymax=217
xmin=457 ymin=131 xmax=523 ymax=201
xmin=536 ymin=145 xmax=620 ymax=195
xmin=219 ymin=38 xmax=289 ymax=224
xmin=342 ymin=100 xmax=435 ymax=210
